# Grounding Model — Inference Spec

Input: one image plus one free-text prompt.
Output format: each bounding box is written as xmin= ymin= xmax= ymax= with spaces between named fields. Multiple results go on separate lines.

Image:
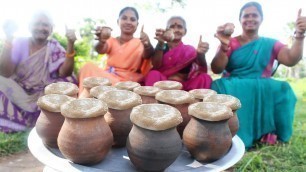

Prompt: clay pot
xmin=155 ymin=90 xmax=195 ymax=137
xmin=127 ymin=104 xmax=183 ymax=172
xmin=183 ymin=102 xmax=233 ymax=163
xmin=114 ymin=81 xmax=140 ymax=91
xmin=189 ymin=89 xmax=217 ymax=102
xmin=133 ymin=86 xmax=161 ymax=104
xmin=98 ymin=90 xmax=142 ymax=147
xmin=79 ymin=77 xmax=112 ymax=98
xmin=90 ymin=85 xmax=118 ymax=98
xmin=153 ymin=80 xmax=182 ymax=90
xmin=44 ymin=82 xmax=79 ymax=98
xmin=203 ymin=94 xmax=241 ymax=137
xmin=58 ymin=98 xmax=113 ymax=165
xmin=36 ymin=94 xmax=75 ymax=148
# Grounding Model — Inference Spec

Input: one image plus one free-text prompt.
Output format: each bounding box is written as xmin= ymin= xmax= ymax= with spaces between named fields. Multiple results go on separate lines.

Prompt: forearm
xmin=151 ymin=42 xmax=164 ymax=69
xmin=95 ymin=41 xmax=108 ymax=54
xmin=142 ymin=44 xmax=154 ymax=59
xmin=278 ymin=36 xmax=304 ymax=67
xmin=211 ymin=46 xmax=229 ymax=74
xmin=59 ymin=42 xmax=75 ymax=77
xmin=0 ymin=41 xmax=15 ymax=77
xmin=196 ymin=53 xmax=207 ymax=67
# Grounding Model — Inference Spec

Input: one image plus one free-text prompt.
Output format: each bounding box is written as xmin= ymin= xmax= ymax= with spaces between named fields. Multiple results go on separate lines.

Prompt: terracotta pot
xmin=114 ymin=81 xmax=140 ymax=91
xmin=133 ymin=86 xmax=161 ymax=104
xmin=99 ymin=90 xmax=142 ymax=147
xmin=203 ymin=94 xmax=241 ymax=137
xmin=44 ymin=82 xmax=79 ymax=98
xmin=90 ymin=85 xmax=118 ymax=98
xmin=127 ymin=104 xmax=183 ymax=172
xmin=189 ymin=89 xmax=217 ymax=102
xmin=153 ymin=80 xmax=182 ymax=90
xmin=79 ymin=77 xmax=112 ymax=98
xmin=183 ymin=102 xmax=233 ymax=163
xmin=36 ymin=94 xmax=75 ymax=148
xmin=58 ymin=98 xmax=113 ymax=165
xmin=155 ymin=90 xmax=195 ymax=137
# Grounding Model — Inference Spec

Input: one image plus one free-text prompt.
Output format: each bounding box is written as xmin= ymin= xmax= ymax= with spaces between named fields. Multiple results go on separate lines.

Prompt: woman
xmin=144 ymin=16 xmax=212 ymax=91
xmin=78 ymin=7 xmax=154 ymax=94
xmin=211 ymin=2 xmax=305 ymax=148
xmin=0 ymin=12 xmax=77 ymax=133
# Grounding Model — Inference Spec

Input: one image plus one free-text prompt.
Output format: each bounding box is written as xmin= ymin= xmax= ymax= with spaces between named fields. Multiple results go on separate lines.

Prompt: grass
xmin=234 ymin=78 xmax=306 ymax=171
xmin=0 ymin=78 xmax=305 ymax=171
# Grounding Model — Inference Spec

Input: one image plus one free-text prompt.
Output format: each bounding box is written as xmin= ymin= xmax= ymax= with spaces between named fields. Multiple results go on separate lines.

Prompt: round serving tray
xmin=28 ymin=128 xmax=245 ymax=172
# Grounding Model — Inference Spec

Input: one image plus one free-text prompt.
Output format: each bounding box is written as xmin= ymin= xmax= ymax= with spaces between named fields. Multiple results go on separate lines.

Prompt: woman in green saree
xmin=211 ymin=2 xmax=305 ymax=148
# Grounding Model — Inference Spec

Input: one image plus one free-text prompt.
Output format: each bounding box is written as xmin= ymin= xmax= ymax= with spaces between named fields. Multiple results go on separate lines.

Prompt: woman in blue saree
xmin=211 ymin=2 xmax=306 ymax=148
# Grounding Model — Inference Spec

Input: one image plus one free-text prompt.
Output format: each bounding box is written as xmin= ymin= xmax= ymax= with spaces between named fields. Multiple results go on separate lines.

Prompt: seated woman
xmin=211 ymin=2 xmax=305 ymax=148
xmin=0 ymin=12 xmax=77 ymax=133
xmin=78 ymin=6 xmax=154 ymax=95
xmin=144 ymin=16 xmax=212 ymax=91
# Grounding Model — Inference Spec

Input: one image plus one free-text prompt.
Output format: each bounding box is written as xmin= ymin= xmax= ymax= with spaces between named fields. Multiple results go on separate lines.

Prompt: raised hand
xmin=154 ymin=28 xmax=166 ymax=42
xmin=295 ymin=9 xmax=306 ymax=35
xmin=95 ymin=26 xmax=112 ymax=43
xmin=197 ymin=35 xmax=209 ymax=55
xmin=2 ymin=20 xmax=18 ymax=40
xmin=65 ymin=25 xmax=77 ymax=43
xmin=214 ymin=23 xmax=235 ymax=45
xmin=140 ymin=25 xmax=150 ymax=47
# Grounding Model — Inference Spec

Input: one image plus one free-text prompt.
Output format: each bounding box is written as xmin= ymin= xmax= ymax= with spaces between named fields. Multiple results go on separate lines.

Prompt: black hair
xmin=118 ymin=7 xmax=139 ymax=20
xmin=239 ymin=1 xmax=263 ymax=21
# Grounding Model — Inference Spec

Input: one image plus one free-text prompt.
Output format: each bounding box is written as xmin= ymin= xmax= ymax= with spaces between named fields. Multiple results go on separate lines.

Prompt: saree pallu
xmin=145 ymin=42 xmax=212 ymax=90
xmin=211 ymin=37 xmax=296 ymax=148
xmin=0 ymin=38 xmax=77 ymax=133
xmin=78 ymin=37 xmax=150 ymax=92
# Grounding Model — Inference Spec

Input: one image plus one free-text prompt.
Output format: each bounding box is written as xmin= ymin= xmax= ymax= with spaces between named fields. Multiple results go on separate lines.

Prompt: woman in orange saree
xmin=78 ymin=7 xmax=154 ymax=95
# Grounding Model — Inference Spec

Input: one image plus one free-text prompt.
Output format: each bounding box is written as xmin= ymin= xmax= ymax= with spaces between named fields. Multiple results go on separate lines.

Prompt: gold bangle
xmin=66 ymin=50 xmax=76 ymax=58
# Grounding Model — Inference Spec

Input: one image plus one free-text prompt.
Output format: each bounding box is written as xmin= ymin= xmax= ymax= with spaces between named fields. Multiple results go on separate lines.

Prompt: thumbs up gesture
xmin=140 ymin=25 xmax=150 ymax=47
xmin=197 ymin=35 xmax=209 ymax=55
xmin=65 ymin=25 xmax=77 ymax=44
xmin=295 ymin=9 xmax=306 ymax=36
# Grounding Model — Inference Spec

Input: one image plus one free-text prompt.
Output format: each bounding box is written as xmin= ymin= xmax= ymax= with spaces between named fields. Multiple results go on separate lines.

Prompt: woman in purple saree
xmin=144 ymin=16 xmax=212 ymax=90
xmin=0 ymin=12 xmax=77 ymax=133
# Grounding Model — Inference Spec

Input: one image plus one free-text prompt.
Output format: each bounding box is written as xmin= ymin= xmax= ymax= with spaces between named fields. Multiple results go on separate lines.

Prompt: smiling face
xmin=239 ymin=6 xmax=262 ymax=33
xmin=118 ymin=9 xmax=138 ymax=35
xmin=166 ymin=17 xmax=186 ymax=42
xmin=29 ymin=14 xmax=53 ymax=42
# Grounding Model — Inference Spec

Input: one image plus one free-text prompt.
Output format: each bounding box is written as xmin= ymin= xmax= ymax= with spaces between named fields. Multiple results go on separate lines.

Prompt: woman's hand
xmin=214 ymin=23 xmax=235 ymax=45
xmin=295 ymin=9 xmax=306 ymax=36
xmin=140 ymin=25 xmax=150 ymax=47
xmin=2 ymin=20 xmax=18 ymax=41
xmin=197 ymin=35 xmax=209 ymax=55
xmin=65 ymin=27 xmax=77 ymax=44
xmin=95 ymin=26 xmax=112 ymax=43
xmin=154 ymin=28 xmax=166 ymax=43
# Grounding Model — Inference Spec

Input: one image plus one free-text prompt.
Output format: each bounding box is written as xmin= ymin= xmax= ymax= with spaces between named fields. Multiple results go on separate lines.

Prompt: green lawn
xmin=1 ymin=78 xmax=305 ymax=171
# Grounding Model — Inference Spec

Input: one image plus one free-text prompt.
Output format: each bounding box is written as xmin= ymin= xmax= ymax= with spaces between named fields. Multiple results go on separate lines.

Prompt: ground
xmin=0 ymin=150 xmax=44 ymax=172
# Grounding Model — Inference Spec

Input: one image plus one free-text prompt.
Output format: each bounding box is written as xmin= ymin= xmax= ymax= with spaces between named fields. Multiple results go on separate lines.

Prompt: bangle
xmin=66 ymin=50 xmax=76 ymax=58
xmin=294 ymin=31 xmax=305 ymax=39
xmin=155 ymin=43 xmax=165 ymax=51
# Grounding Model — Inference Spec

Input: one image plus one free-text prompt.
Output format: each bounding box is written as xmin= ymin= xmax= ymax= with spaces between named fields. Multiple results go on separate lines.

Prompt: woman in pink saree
xmin=144 ymin=16 xmax=212 ymax=90
xmin=0 ymin=12 xmax=77 ymax=133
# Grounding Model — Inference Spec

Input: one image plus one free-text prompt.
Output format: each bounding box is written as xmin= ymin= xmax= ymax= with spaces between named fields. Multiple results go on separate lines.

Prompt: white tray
xmin=28 ymin=128 xmax=245 ymax=172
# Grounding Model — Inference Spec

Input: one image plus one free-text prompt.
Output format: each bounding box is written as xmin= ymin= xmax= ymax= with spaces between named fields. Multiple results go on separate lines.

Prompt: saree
xmin=0 ymin=38 xmax=77 ymax=133
xmin=145 ymin=42 xmax=212 ymax=90
xmin=78 ymin=37 xmax=151 ymax=92
xmin=211 ymin=37 xmax=296 ymax=148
